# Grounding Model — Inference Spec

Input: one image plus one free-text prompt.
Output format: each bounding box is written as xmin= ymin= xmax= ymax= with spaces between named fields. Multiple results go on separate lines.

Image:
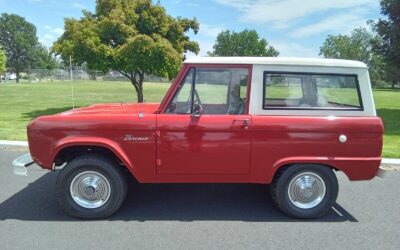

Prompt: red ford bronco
xmin=13 ymin=57 xmax=384 ymax=219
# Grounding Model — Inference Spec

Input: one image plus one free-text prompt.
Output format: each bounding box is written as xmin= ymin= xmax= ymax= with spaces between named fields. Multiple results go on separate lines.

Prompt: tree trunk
xmin=137 ymin=83 xmax=144 ymax=103
xmin=123 ymin=70 xmax=145 ymax=103
xmin=130 ymin=71 xmax=145 ymax=103
xmin=16 ymin=72 xmax=19 ymax=83
xmin=392 ymin=81 xmax=395 ymax=89
xmin=130 ymin=79 xmax=144 ymax=103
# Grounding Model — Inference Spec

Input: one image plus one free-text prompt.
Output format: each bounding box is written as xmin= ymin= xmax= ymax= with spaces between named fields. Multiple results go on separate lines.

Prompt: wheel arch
xmin=52 ymin=137 xmax=136 ymax=177
xmin=270 ymin=157 xmax=342 ymax=183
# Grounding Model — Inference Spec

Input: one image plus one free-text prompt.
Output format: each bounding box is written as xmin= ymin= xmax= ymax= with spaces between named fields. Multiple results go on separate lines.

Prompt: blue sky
xmin=0 ymin=0 xmax=382 ymax=57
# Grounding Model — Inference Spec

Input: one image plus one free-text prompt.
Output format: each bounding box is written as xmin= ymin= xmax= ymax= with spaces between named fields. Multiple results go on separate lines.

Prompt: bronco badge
xmin=123 ymin=134 xmax=150 ymax=141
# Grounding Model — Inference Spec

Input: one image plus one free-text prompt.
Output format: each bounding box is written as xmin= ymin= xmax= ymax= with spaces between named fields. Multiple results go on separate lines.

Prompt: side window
xmin=263 ymin=72 xmax=362 ymax=110
xmin=264 ymin=74 xmax=304 ymax=107
xmin=166 ymin=69 xmax=194 ymax=114
xmin=195 ymin=69 xmax=230 ymax=113
xmin=166 ymin=67 xmax=249 ymax=115
xmin=313 ymin=75 xmax=361 ymax=108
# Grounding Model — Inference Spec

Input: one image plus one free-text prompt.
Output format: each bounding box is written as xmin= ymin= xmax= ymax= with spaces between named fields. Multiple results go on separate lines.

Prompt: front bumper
xmin=12 ymin=153 xmax=34 ymax=176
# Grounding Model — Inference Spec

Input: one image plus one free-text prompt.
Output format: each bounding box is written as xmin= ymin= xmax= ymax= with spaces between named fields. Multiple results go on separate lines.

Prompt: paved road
xmin=0 ymin=146 xmax=399 ymax=250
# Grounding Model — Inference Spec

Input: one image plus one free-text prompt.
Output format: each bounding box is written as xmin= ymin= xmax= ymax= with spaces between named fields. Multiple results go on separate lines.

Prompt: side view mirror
xmin=191 ymin=104 xmax=203 ymax=117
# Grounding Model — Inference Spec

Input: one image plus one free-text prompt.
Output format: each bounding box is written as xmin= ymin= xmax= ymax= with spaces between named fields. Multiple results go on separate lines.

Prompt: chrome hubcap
xmin=288 ymin=172 xmax=326 ymax=209
xmin=70 ymin=171 xmax=111 ymax=209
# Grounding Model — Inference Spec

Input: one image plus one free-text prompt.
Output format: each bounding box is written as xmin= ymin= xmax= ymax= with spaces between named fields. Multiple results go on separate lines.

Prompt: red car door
xmin=156 ymin=65 xmax=252 ymax=175
xmin=156 ymin=114 xmax=251 ymax=175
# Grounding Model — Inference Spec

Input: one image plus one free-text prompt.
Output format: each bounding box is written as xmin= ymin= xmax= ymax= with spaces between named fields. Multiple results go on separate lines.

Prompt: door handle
xmin=233 ymin=118 xmax=250 ymax=124
xmin=233 ymin=119 xmax=250 ymax=129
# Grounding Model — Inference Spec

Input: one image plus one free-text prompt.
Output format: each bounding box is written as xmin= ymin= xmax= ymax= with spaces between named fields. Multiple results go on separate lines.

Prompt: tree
xmin=34 ymin=45 xmax=58 ymax=70
xmin=371 ymin=0 xmax=400 ymax=88
xmin=0 ymin=46 xmax=6 ymax=76
xmin=0 ymin=13 xmax=39 ymax=82
xmin=319 ymin=28 xmax=385 ymax=86
xmin=53 ymin=0 xmax=199 ymax=102
xmin=33 ymin=45 xmax=59 ymax=81
xmin=208 ymin=29 xmax=279 ymax=57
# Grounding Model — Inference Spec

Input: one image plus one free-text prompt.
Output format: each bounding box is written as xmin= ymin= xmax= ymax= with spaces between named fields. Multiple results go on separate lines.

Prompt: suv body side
xmin=27 ymin=61 xmax=384 ymax=184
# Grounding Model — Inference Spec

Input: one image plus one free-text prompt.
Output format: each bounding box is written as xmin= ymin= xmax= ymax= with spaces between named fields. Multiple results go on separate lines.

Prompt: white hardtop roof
xmin=184 ymin=57 xmax=368 ymax=69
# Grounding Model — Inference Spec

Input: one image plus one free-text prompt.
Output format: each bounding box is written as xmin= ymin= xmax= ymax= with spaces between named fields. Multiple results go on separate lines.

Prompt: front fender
xmin=51 ymin=136 xmax=135 ymax=174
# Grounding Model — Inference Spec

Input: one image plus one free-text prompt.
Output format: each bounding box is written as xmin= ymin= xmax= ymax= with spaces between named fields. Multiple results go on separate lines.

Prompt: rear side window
xmin=263 ymin=72 xmax=363 ymax=110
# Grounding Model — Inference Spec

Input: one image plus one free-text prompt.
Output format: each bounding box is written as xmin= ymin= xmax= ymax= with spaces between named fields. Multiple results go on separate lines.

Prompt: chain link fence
xmin=2 ymin=69 xmax=169 ymax=83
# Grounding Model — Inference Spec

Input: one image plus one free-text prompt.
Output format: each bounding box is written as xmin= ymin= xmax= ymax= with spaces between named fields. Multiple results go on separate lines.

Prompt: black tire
xmin=270 ymin=164 xmax=338 ymax=219
xmin=56 ymin=154 xmax=128 ymax=219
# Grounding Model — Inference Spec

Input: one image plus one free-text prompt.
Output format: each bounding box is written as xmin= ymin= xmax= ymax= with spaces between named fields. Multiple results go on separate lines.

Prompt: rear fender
xmin=270 ymin=156 xmax=382 ymax=182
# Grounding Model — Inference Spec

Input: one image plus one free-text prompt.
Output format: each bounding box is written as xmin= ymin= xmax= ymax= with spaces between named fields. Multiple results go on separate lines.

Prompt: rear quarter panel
xmin=249 ymin=116 xmax=384 ymax=183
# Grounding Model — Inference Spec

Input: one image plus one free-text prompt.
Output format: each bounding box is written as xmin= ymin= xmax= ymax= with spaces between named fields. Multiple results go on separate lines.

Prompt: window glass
xmin=240 ymin=74 xmax=248 ymax=102
xmin=263 ymin=72 xmax=362 ymax=110
xmin=166 ymin=67 xmax=249 ymax=115
xmin=314 ymin=75 xmax=360 ymax=107
xmin=195 ymin=69 xmax=230 ymax=105
xmin=166 ymin=69 xmax=194 ymax=114
xmin=265 ymin=74 xmax=303 ymax=99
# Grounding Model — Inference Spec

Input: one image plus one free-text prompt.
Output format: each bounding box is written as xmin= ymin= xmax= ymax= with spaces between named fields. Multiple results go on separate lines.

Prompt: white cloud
xmin=52 ymin=28 xmax=64 ymax=35
xmin=272 ymin=41 xmax=319 ymax=57
xmin=40 ymin=26 xmax=64 ymax=47
xmin=43 ymin=34 xmax=55 ymax=40
xmin=291 ymin=12 xmax=368 ymax=38
xmin=195 ymin=24 xmax=224 ymax=55
xmin=43 ymin=26 xmax=64 ymax=34
xmin=40 ymin=34 xmax=56 ymax=48
xmin=200 ymin=24 xmax=224 ymax=38
xmin=215 ymin=0 xmax=376 ymax=26
xmin=199 ymin=40 xmax=215 ymax=56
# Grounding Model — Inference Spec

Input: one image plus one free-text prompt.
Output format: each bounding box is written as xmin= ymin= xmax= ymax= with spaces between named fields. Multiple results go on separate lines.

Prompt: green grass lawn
xmin=374 ymin=89 xmax=400 ymax=158
xmin=0 ymin=80 xmax=399 ymax=158
xmin=0 ymin=80 xmax=171 ymax=140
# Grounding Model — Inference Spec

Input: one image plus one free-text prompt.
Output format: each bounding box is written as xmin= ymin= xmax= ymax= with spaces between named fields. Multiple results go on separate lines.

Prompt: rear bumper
xmin=12 ymin=153 xmax=34 ymax=176
xmin=377 ymin=158 xmax=400 ymax=178
xmin=376 ymin=166 xmax=387 ymax=178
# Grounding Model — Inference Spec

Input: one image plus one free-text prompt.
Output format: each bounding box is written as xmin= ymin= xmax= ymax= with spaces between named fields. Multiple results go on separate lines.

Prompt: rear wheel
xmin=270 ymin=164 xmax=338 ymax=219
xmin=56 ymin=154 xmax=128 ymax=219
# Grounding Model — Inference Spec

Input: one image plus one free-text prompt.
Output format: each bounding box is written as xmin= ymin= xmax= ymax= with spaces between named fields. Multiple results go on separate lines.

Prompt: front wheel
xmin=56 ymin=154 xmax=128 ymax=219
xmin=270 ymin=164 xmax=338 ymax=219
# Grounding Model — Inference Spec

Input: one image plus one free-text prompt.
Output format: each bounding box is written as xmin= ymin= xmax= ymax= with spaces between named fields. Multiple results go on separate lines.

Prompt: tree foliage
xmin=319 ymin=28 xmax=385 ymax=85
xmin=33 ymin=45 xmax=59 ymax=81
xmin=53 ymin=0 xmax=200 ymax=102
xmin=371 ymin=0 xmax=400 ymax=88
xmin=0 ymin=13 xmax=39 ymax=82
xmin=0 ymin=46 xmax=6 ymax=74
xmin=34 ymin=45 xmax=58 ymax=70
xmin=209 ymin=29 xmax=279 ymax=57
